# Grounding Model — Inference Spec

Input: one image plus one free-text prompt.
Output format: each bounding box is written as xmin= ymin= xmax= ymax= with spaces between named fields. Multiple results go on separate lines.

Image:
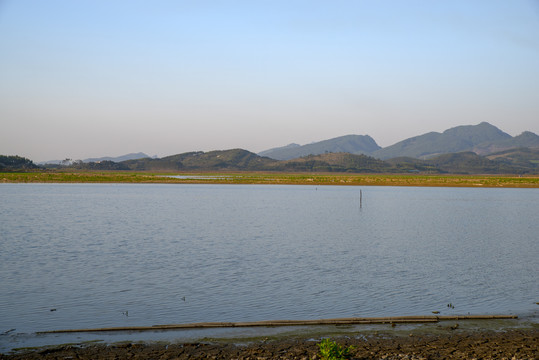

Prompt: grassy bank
xmin=2 ymin=171 xmax=539 ymax=188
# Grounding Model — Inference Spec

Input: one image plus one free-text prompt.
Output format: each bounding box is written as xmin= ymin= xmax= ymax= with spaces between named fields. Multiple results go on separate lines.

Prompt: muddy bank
xmin=2 ymin=328 xmax=537 ymax=359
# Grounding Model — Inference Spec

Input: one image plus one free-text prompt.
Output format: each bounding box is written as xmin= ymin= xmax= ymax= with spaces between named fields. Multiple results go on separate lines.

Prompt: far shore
xmin=2 ymin=171 xmax=539 ymax=188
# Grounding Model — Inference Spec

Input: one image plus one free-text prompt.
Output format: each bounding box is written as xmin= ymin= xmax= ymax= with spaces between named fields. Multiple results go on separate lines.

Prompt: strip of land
xmin=3 ymin=328 xmax=537 ymax=359
xmin=2 ymin=171 xmax=539 ymax=187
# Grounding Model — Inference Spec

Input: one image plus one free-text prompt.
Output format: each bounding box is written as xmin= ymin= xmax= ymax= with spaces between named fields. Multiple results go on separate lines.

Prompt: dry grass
xmin=2 ymin=171 xmax=539 ymax=188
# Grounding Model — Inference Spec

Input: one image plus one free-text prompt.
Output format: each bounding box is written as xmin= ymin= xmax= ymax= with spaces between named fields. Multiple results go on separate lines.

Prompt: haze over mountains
xmin=5 ymin=122 xmax=538 ymax=174
xmin=40 ymin=152 xmax=152 ymax=165
xmin=259 ymin=122 xmax=539 ymax=160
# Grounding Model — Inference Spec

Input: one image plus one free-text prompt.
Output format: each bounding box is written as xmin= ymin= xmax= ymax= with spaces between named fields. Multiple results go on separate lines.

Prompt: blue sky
xmin=1 ymin=0 xmax=539 ymax=162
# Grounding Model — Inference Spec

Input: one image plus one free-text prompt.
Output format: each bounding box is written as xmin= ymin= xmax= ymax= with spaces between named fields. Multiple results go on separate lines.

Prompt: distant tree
xmin=0 ymin=155 xmax=39 ymax=171
xmin=61 ymin=158 xmax=72 ymax=166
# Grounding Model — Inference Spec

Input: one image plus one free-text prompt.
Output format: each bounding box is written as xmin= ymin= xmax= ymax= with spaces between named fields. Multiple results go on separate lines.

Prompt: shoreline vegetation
xmin=1 ymin=171 xmax=539 ymax=188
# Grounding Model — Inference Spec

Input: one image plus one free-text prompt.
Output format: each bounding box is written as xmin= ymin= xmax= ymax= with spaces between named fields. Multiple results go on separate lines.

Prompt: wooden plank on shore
xmin=38 ymin=315 xmax=518 ymax=334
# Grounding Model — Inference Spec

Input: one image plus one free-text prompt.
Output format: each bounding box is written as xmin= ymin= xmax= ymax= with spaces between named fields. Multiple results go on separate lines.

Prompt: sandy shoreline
xmin=2 ymin=327 xmax=537 ymax=359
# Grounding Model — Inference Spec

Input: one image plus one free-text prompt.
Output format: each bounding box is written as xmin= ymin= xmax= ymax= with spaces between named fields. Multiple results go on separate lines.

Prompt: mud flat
xmin=2 ymin=326 xmax=537 ymax=359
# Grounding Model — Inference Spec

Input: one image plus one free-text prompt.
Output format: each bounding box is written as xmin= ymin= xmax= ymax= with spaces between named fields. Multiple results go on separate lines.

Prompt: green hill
xmin=121 ymin=150 xmax=433 ymax=173
xmin=273 ymin=152 xmax=445 ymax=173
xmin=0 ymin=155 xmax=39 ymax=171
xmin=425 ymin=152 xmax=520 ymax=174
xmin=123 ymin=149 xmax=277 ymax=171
xmin=473 ymin=131 xmax=539 ymax=155
xmin=485 ymin=147 xmax=539 ymax=171
xmin=275 ymin=152 xmax=392 ymax=172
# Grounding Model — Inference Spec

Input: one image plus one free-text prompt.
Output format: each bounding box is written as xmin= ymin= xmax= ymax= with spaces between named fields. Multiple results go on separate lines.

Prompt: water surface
xmin=0 ymin=184 xmax=537 ymax=350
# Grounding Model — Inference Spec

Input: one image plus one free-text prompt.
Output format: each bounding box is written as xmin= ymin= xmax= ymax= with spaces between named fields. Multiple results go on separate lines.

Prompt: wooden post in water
xmin=360 ymin=189 xmax=362 ymax=208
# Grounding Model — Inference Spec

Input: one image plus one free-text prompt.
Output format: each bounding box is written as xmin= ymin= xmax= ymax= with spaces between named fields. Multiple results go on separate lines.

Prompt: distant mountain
xmin=372 ymin=122 xmax=512 ymax=160
xmin=258 ymin=143 xmax=300 ymax=158
xmin=39 ymin=159 xmax=68 ymax=165
xmin=83 ymin=152 xmax=150 ymax=163
xmin=40 ymin=152 xmax=150 ymax=165
xmin=259 ymin=122 xmax=537 ymax=162
xmin=258 ymin=134 xmax=381 ymax=160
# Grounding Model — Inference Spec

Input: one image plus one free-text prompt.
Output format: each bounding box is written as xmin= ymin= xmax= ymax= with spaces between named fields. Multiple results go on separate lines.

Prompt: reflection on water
xmin=0 ymin=184 xmax=538 ymax=351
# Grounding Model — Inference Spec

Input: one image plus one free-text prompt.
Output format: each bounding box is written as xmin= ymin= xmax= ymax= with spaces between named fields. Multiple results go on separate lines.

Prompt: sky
xmin=1 ymin=1 xmax=539 ymax=162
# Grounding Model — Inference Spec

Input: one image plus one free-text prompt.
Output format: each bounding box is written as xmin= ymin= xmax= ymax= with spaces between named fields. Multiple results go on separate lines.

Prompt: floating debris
xmin=50 ymin=308 xmax=56 ymax=312
xmin=39 ymin=315 xmax=519 ymax=334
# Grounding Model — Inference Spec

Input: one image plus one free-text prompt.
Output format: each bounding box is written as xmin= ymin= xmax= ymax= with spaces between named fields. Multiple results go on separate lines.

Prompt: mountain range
xmin=86 ymin=147 xmax=539 ymax=174
xmin=8 ymin=122 xmax=538 ymax=174
xmin=259 ymin=122 xmax=539 ymax=160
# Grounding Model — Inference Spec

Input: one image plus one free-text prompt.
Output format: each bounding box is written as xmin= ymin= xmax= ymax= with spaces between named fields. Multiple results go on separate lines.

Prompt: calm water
xmin=1 ymin=184 xmax=538 ymax=350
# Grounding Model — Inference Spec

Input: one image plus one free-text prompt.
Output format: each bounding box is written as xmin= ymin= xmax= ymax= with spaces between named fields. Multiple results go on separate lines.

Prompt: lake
xmin=0 ymin=183 xmax=538 ymax=351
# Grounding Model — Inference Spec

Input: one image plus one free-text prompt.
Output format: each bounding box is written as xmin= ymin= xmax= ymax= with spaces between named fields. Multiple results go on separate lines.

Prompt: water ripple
xmin=0 ymin=184 xmax=537 ymax=334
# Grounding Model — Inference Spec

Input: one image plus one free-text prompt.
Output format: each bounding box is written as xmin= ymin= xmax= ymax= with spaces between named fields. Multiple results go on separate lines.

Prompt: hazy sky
xmin=1 ymin=0 xmax=539 ymax=162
